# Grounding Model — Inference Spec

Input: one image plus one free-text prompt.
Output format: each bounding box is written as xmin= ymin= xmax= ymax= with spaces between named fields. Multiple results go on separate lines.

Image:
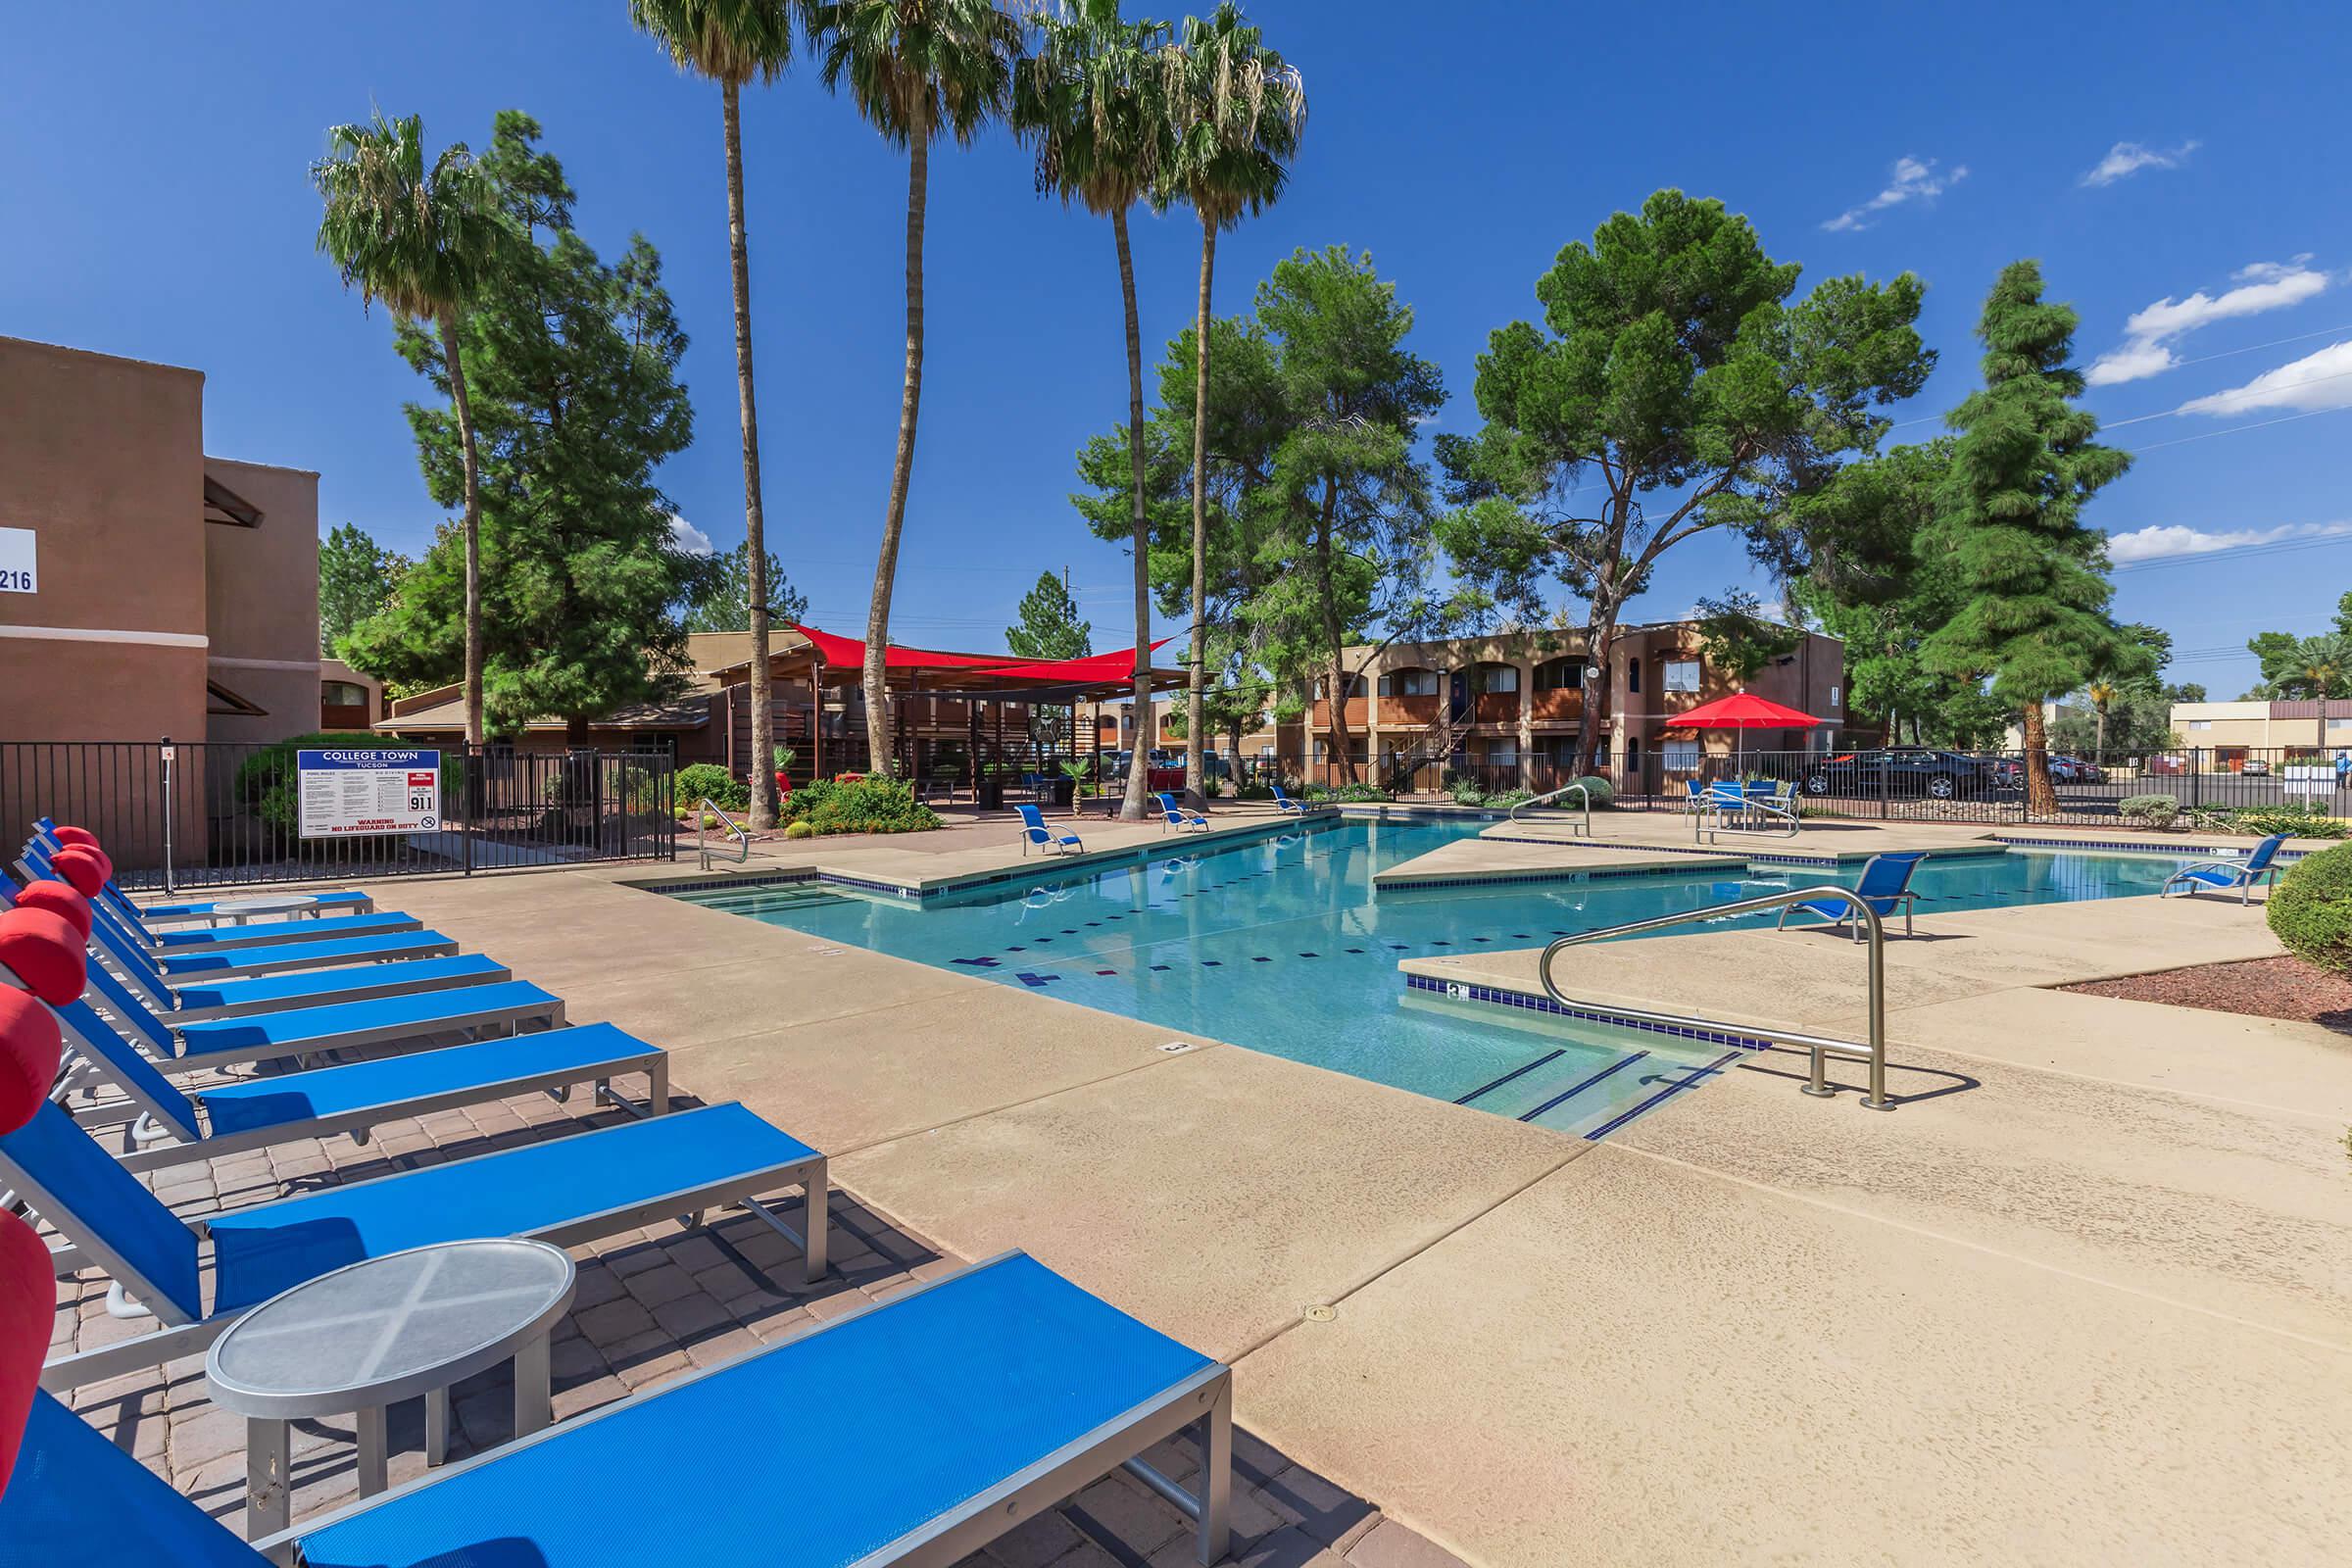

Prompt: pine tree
xmin=341 ymin=113 xmax=700 ymax=742
xmin=1920 ymin=261 xmax=2132 ymax=812
xmin=1005 ymin=569 xmax=1093 ymax=661
xmin=318 ymin=522 xmax=413 ymax=656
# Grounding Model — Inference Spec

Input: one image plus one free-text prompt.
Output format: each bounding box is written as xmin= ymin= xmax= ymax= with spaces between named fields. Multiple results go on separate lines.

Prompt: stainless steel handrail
xmin=1691 ymin=783 xmax=1800 ymax=844
xmin=1536 ymin=885 xmax=1892 ymax=1109
xmin=694 ymin=798 xmax=754 ymax=871
xmin=1509 ymin=780 xmax=1594 ymax=834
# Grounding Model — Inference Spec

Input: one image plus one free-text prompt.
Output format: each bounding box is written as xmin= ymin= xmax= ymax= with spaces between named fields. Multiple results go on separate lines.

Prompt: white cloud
xmin=2085 ymin=259 xmax=2328 ymax=385
xmin=666 ymin=514 xmax=715 ymax=557
xmin=2106 ymin=518 xmax=2352 ymax=563
xmin=2079 ymin=138 xmax=2200 ymax=188
xmin=1821 ymin=156 xmax=1967 ymax=232
xmin=2177 ymin=337 xmax=2352 ymax=416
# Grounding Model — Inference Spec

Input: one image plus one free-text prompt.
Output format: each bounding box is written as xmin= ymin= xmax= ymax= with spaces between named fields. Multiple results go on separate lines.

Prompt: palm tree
xmin=2289 ymin=639 xmax=2350 ymax=751
xmin=1014 ymin=0 xmax=1174 ymax=821
xmin=629 ymin=0 xmax=802 ymax=827
xmin=812 ymin=0 xmax=1025 ymax=778
xmin=314 ymin=114 xmax=505 ymax=750
xmin=2084 ymin=677 xmax=2117 ymax=760
xmin=1167 ymin=2 xmax=1302 ymax=798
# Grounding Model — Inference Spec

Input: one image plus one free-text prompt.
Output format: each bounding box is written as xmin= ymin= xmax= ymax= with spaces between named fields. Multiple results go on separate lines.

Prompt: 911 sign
xmin=296 ymin=749 xmax=442 ymax=838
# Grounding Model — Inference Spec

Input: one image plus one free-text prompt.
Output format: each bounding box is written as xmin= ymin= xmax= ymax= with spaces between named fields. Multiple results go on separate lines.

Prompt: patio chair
xmin=54 ymin=1012 xmax=670 ymax=1178
xmin=21 ymin=841 xmax=423 ymax=961
xmin=4 ymin=1091 xmax=830 ymax=1389
xmin=1017 ymin=803 xmax=1084 ymax=858
xmin=1270 ymin=784 xmax=1305 ymax=814
xmin=1154 ymin=792 xmax=1211 ymax=834
xmin=2163 ymin=833 xmax=2288 ymax=905
xmin=65 ymin=964 xmax=567 ymax=1079
xmin=1775 ymin=852 xmax=1928 ymax=941
xmin=0 ymin=1250 xmax=1233 ymax=1568
xmin=25 ymin=818 xmax=374 ymax=927
xmin=40 ymin=881 xmax=498 ymax=1018
xmin=20 ymin=831 xmax=377 ymax=944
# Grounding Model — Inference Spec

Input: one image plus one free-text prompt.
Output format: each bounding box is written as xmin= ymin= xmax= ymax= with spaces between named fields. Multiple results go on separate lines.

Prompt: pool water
xmin=670 ymin=819 xmax=2194 ymax=1138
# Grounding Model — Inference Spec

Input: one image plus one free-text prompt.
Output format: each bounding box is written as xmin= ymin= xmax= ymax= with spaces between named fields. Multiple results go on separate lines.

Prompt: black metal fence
xmin=1625 ymin=746 xmax=2351 ymax=826
xmin=2 ymin=741 xmax=676 ymax=891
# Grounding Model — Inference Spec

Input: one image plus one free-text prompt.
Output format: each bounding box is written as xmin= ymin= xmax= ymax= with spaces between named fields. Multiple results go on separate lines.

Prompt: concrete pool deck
xmin=94 ymin=815 xmax=2352 ymax=1564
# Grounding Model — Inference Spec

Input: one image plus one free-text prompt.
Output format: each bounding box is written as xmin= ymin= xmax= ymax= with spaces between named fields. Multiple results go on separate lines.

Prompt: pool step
xmin=1458 ymin=1044 xmax=1739 ymax=1138
xmin=688 ymin=882 xmax=853 ymax=915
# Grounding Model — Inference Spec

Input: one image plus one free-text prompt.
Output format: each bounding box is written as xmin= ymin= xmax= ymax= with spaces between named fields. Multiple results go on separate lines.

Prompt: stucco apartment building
xmin=0 ymin=336 xmax=337 ymax=858
xmin=1088 ymin=620 xmax=1849 ymax=794
xmin=2167 ymin=698 xmax=2352 ymax=764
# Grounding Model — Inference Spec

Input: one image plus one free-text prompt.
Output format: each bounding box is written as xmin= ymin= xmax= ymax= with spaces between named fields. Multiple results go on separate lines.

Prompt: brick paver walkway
xmin=41 ymin=1063 xmax=1463 ymax=1567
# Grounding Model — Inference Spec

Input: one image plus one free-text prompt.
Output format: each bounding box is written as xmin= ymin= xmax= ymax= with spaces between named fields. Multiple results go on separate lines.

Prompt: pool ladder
xmin=1508 ymin=781 xmax=1596 ymax=834
xmin=694 ymin=799 xmax=755 ymax=871
xmin=1536 ymin=886 xmax=1894 ymax=1110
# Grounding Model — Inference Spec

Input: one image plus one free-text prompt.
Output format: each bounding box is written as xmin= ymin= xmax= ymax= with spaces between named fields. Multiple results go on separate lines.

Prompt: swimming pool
xmin=668 ymin=819 xmax=2197 ymax=1138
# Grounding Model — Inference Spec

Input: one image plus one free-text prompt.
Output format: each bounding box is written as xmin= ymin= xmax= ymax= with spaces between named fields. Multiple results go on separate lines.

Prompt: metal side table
xmin=205 ymin=1239 xmax=577 ymax=1538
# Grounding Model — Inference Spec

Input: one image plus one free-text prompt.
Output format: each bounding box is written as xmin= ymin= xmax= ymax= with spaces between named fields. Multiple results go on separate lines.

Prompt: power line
xmin=2111 ymin=531 xmax=2352 ymax=573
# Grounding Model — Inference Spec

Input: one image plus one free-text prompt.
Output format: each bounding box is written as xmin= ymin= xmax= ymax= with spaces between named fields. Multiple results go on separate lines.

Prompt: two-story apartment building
xmin=1084 ymin=620 xmax=1848 ymax=795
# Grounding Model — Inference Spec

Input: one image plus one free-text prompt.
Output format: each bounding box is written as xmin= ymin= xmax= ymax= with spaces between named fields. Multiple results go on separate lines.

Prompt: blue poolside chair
xmin=64 ymin=965 xmax=566 ymax=1079
xmin=1776 ymin=852 xmax=1928 ymax=941
xmin=24 ymin=816 xmax=375 ymax=927
xmin=2163 ymin=833 xmax=2289 ymax=905
xmin=1154 ymin=792 xmax=1210 ymax=833
xmin=1271 ymin=784 xmax=1305 ymax=814
xmin=55 ymin=1015 xmax=670 ymax=1178
xmin=5 ymin=1093 xmax=830 ymax=1389
xmin=0 ymin=1251 xmax=1233 ymax=1568
xmin=19 ymin=830 xmax=377 ymax=942
xmin=1017 ymin=802 xmax=1084 ymax=858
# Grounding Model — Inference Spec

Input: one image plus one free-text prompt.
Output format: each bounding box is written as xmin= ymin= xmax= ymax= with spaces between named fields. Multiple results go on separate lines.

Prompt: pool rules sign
xmin=297 ymin=749 xmax=441 ymax=838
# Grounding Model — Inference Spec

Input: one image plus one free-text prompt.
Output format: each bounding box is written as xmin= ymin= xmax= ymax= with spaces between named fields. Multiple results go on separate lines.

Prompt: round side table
xmin=205 ymin=1239 xmax=577 ymax=1538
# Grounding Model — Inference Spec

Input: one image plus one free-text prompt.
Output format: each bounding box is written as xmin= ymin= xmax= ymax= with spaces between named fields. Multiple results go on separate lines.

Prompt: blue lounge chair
xmin=5 ymin=1095 xmax=830 ymax=1389
xmin=1776 ymin=852 xmax=1928 ymax=940
xmin=43 ymin=883 xmax=491 ymax=1016
xmin=2163 ymin=833 xmax=2288 ymax=904
xmin=24 ymin=817 xmax=374 ymax=928
xmin=18 ymin=834 xmax=381 ymax=948
xmin=56 ymin=1016 xmax=669 ymax=1177
xmin=65 ymin=968 xmax=566 ymax=1079
xmin=0 ymin=1251 xmax=1233 ymax=1568
xmin=142 ymin=927 xmax=462 ymax=984
xmin=1271 ymin=784 xmax=1305 ymax=814
xmin=1017 ymin=802 xmax=1084 ymax=858
xmin=1155 ymin=792 xmax=1210 ymax=833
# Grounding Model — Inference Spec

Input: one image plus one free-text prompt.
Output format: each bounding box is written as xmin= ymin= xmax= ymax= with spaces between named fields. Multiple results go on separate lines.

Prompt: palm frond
xmin=627 ymin=0 xmax=803 ymax=85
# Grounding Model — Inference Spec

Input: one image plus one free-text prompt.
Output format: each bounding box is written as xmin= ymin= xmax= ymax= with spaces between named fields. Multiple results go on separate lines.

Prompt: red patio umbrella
xmin=1659 ymin=691 xmax=1823 ymax=777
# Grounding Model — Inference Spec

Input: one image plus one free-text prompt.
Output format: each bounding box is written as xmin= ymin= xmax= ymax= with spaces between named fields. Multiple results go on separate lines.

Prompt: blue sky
xmin=8 ymin=2 xmax=2351 ymax=699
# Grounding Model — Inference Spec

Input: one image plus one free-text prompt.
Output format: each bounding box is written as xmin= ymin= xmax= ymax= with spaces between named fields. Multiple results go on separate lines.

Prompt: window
xmin=1829 ymin=685 xmax=1840 ymax=710
xmin=1627 ymin=659 xmax=1641 ymax=695
xmin=1487 ymin=743 xmax=1519 ymax=770
xmin=1479 ymin=664 xmax=1519 ymax=694
xmin=2331 ymin=716 xmax=2352 ymax=730
xmin=1380 ymin=668 xmax=1440 ymax=697
xmin=1663 ymin=660 xmax=1701 ymax=693
xmin=321 ymin=680 xmax=369 ymax=707
xmin=1534 ymin=659 xmax=1581 ymax=692
xmin=1661 ymin=738 xmax=1701 ymax=771
xmin=2187 ymin=719 xmax=2212 ymax=732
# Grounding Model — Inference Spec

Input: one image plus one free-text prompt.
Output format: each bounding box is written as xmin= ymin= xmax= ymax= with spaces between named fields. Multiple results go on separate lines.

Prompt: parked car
xmin=2048 ymin=755 xmax=2107 ymax=784
xmin=1802 ymin=748 xmax=2008 ymax=800
xmin=2240 ymin=758 xmax=2271 ymax=777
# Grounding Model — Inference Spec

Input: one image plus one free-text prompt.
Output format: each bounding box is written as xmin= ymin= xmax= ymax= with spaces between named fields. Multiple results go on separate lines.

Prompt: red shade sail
xmin=791 ymin=625 xmax=1035 ymax=671
xmin=1659 ymin=692 xmax=1822 ymax=729
xmin=959 ymin=641 xmax=1176 ymax=684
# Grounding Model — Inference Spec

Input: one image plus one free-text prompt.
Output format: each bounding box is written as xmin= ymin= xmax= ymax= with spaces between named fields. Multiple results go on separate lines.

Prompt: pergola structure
xmin=710 ymin=625 xmax=1188 ymax=785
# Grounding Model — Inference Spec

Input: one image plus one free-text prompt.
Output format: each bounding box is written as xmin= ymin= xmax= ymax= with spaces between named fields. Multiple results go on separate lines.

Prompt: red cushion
xmin=43 ymin=847 xmax=107 ymax=900
xmin=14 ymin=882 xmax=92 ymax=943
xmin=0 ymin=910 xmax=85 ymax=1006
xmin=46 ymin=825 xmax=100 ymax=852
xmin=0 ymin=1210 xmax=50 ymax=1496
xmin=0 ymin=987 xmax=60 ymax=1137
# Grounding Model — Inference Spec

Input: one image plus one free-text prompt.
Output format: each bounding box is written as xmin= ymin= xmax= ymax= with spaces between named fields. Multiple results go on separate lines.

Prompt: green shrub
xmin=1568 ymin=775 xmax=1615 ymax=808
xmin=784 ymin=776 xmax=941 ymax=835
xmin=1304 ymin=781 xmax=1391 ymax=805
xmin=1487 ymin=787 xmax=1535 ymax=809
xmin=2220 ymin=804 xmax=2348 ymax=840
xmin=2268 ymin=842 xmax=2352 ymax=975
xmin=784 ymin=820 xmax=816 ymax=840
xmin=1234 ymin=782 xmax=1273 ymax=801
xmin=2116 ymin=793 xmax=2180 ymax=828
xmin=676 ymin=762 xmax=749 ymax=812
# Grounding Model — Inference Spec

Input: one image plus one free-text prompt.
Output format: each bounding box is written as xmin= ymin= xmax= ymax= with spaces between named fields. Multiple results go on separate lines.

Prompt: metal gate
xmin=1 ymin=741 xmax=677 ymax=891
